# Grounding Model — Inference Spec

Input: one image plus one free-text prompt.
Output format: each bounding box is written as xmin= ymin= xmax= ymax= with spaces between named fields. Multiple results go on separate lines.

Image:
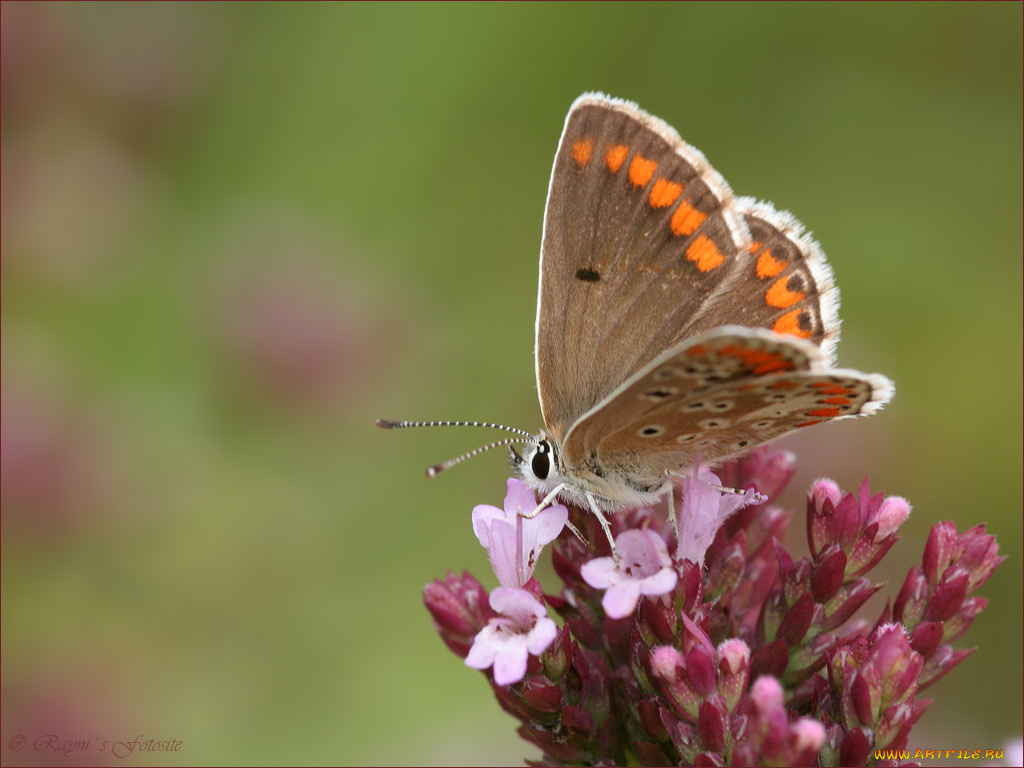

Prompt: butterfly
xmin=379 ymin=93 xmax=893 ymax=550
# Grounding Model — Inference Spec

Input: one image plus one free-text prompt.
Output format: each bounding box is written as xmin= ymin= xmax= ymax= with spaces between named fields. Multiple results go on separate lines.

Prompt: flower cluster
xmin=423 ymin=448 xmax=1004 ymax=766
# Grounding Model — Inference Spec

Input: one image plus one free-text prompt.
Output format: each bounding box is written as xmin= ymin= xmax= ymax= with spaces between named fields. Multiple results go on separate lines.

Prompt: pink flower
xmin=676 ymin=469 xmax=761 ymax=565
xmin=472 ymin=478 xmax=567 ymax=588
xmin=581 ymin=529 xmax=677 ymax=619
xmin=464 ymin=587 xmax=558 ymax=686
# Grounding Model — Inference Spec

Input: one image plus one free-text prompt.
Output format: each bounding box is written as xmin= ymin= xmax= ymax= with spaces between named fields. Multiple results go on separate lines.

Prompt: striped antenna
xmin=375 ymin=418 xmax=536 ymax=477
xmin=375 ymin=419 xmax=533 ymax=439
xmin=425 ymin=436 xmax=532 ymax=478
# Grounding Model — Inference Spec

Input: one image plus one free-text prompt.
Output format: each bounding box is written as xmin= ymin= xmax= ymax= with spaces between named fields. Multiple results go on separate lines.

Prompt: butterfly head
xmin=509 ymin=431 xmax=567 ymax=499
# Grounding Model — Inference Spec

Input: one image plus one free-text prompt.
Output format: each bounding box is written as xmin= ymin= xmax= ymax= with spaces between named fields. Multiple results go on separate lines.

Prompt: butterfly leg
xmin=522 ymin=483 xmax=567 ymax=519
xmin=665 ymin=478 xmax=679 ymax=545
xmin=520 ymin=482 xmax=593 ymax=551
xmin=584 ymin=493 xmax=619 ymax=563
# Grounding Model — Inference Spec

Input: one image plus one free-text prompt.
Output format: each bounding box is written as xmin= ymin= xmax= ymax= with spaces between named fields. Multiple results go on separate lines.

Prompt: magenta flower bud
xmin=777 ymin=591 xmax=815 ymax=646
xmin=852 ymin=625 xmax=922 ymax=726
xmin=922 ymin=521 xmax=958 ymax=584
xmin=789 ymin=630 xmax=837 ymax=680
xmin=908 ymin=621 xmax=943 ymax=660
xmin=750 ymin=675 xmax=784 ymax=712
xmin=641 ymin=594 xmax=678 ymax=645
xmin=790 ymin=717 xmax=827 ymax=765
xmin=832 ymin=486 xmax=863 ymax=550
xmin=956 ymin=524 xmax=1005 ymax=591
xmin=561 ymin=703 xmax=596 ymax=744
xmin=750 ymin=638 xmax=788 ymax=681
xmin=697 ymin=695 xmax=727 ymax=753
xmin=423 ymin=571 xmax=495 ymax=653
xmin=686 ymin=645 xmax=718 ymax=697
xmin=693 ymin=751 xmax=727 ymax=767
xmin=637 ymin=698 xmax=670 ymax=741
xmin=650 ymin=645 xmax=700 ymax=719
xmin=874 ymin=701 xmax=920 ymax=752
xmin=519 ymin=724 xmax=588 ymax=764
xmin=707 ymin=535 xmax=746 ymax=595
xmin=920 ymin=644 xmax=975 ymax=689
xmin=923 ymin=567 xmax=969 ymax=622
xmin=812 ymin=544 xmax=847 ymax=602
xmin=783 ymin=557 xmax=813 ymax=605
xmin=850 ymin=670 xmax=875 ymax=726
xmin=839 ymin=726 xmax=872 ymax=767
xmin=944 ymin=595 xmax=988 ymax=643
xmin=823 ymin=578 xmax=882 ymax=632
xmin=521 ymin=675 xmax=565 ymax=714
xmin=809 ymin=478 xmax=842 ymax=507
xmin=677 ymin=558 xmax=705 ymax=614
xmin=667 ymin=719 xmax=700 ymax=765
xmin=818 ymin=723 xmax=844 ymax=767
xmin=634 ymin=741 xmax=675 ymax=766
xmin=870 ymin=495 xmax=910 ymax=540
xmin=893 ymin=565 xmax=929 ymax=626
xmin=716 ymin=639 xmax=750 ymax=713
xmin=540 ymin=624 xmax=570 ymax=681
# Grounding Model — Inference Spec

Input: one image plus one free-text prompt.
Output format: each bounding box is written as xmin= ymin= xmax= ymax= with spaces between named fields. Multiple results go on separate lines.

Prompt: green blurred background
xmin=2 ymin=2 xmax=1020 ymax=765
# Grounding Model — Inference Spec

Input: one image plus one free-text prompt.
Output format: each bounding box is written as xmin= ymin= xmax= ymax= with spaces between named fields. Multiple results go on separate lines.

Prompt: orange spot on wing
xmin=606 ymin=144 xmax=629 ymax=172
xmin=719 ymin=344 xmax=752 ymax=359
xmin=571 ymin=138 xmax=594 ymax=168
xmin=649 ymin=178 xmax=683 ymax=208
xmin=686 ymin=344 xmax=709 ymax=357
xmin=753 ymin=360 xmax=791 ymax=375
xmin=749 ymin=241 xmax=763 ymax=254
xmin=822 ymin=397 xmax=852 ymax=405
xmin=756 ymin=250 xmax=788 ymax=279
xmin=796 ymin=419 xmax=822 ymax=428
xmin=717 ymin=344 xmax=793 ymax=375
xmin=766 ymin=276 xmax=806 ymax=309
xmin=670 ymin=199 xmax=707 ymax=236
xmin=686 ymin=234 xmax=725 ymax=272
xmin=772 ymin=309 xmax=812 ymax=339
xmin=813 ymin=384 xmax=855 ymax=395
xmin=629 ymin=154 xmax=657 ymax=188
xmin=808 ymin=407 xmax=841 ymax=418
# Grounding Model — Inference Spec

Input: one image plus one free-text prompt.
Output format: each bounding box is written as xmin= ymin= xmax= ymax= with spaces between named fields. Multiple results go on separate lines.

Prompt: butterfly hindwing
xmin=560 ymin=328 xmax=892 ymax=494
xmin=537 ymin=94 xmax=751 ymax=442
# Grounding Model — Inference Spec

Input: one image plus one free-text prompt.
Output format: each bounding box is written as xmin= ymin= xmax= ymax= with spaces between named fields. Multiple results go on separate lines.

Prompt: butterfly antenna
xmin=375 ymin=419 xmax=533 ymax=439
xmin=376 ymin=419 xmax=536 ymax=477
xmin=426 ymin=437 xmax=531 ymax=478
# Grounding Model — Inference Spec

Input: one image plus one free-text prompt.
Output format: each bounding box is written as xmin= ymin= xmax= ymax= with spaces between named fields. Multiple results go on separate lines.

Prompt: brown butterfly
xmin=379 ymin=93 xmax=893 ymax=550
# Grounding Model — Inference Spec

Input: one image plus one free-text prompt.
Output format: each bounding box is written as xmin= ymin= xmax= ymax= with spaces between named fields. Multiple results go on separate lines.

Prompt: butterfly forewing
xmin=681 ymin=197 xmax=842 ymax=366
xmin=537 ymin=95 xmax=751 ymax=442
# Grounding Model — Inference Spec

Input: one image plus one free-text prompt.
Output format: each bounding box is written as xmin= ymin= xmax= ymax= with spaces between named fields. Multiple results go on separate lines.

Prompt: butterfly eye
xmin=531 ymin=442 xmax=551 ymax=480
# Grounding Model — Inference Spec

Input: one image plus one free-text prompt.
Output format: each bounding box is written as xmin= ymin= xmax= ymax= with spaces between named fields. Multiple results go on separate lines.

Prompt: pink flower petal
xmin=602 ymin=580 xmax=642 ymax=619
xmin=580 ymin=556 xmax=623 ymax=589
xmin=490 ymin=586 xmax=545 ymax=625
xmin=676 ymin=470 xmax=758 ymax=566
xmin=639 ymin=567 xmax=678 ymax=596
xmin=526 ymin=617 xmax=558 ymax=656
xmin=491 ymin=637 xmax=529 ymax=686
